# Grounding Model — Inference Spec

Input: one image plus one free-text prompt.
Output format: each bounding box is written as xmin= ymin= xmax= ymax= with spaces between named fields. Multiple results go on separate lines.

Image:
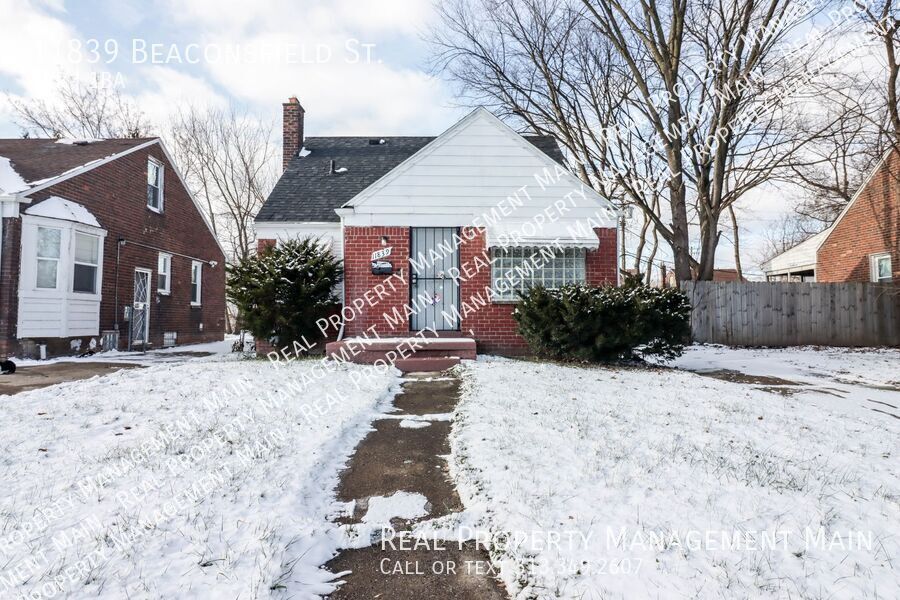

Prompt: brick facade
xmin=340 ymin=225 xmax=618 ymax=354
xmin=817 ymin=151 xmax=900 ymax=282
xmin=0 ymin=217 xmax=22 ymax=357
xmin=1 ymin=143 xmax=226 ymax=358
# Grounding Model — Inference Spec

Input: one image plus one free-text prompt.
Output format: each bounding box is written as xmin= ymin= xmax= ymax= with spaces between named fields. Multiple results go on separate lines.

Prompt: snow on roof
xmin=762 ymin=229 xmax=830 ymax=274
xmin=24 ymin=196 xmax=102 ymax=227
xmin=55 ymin=138 xmax=105 ymax=145
xmin=0 ymin=156 xmax=29 ymax=194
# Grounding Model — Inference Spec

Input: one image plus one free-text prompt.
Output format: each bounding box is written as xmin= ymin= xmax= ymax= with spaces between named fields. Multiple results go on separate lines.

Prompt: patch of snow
xmin=55 ymin=138 xmax=104 ymax=145
xmin=333 ymin=167 xmax=348 ymax=173
xmin=451 ymin=356 xmax=900 ymax=599
xmin=24 ymin=196 xmax=101 ymax=227
xmin=0 ymin=357 xmax=402 ymax=598
xmin=398 ymin=419 xmax=431 ymax=429
xmin=0 ymin=155 xmax=28 ymax=194
xmin=298 ymin=146 xmax=311 ymax=157
xmin=362 ymin=492 xmax=429 ymax=524
xmin=380 ymin=412 xmax=452 ymax=422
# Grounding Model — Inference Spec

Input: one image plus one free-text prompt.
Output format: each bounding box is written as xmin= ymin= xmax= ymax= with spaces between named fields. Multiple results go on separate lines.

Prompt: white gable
xmin=338 ymin=108 xmax=616 ymax=246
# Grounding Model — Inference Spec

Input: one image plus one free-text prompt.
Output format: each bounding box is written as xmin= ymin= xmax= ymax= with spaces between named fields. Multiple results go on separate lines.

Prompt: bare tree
xmin=169 ymin=105 xmax=278 ymax=262
xmin=8 ymin=74 xmax=152 ymax=139
xmin=432 ymin=0 xmax=837 ymax=280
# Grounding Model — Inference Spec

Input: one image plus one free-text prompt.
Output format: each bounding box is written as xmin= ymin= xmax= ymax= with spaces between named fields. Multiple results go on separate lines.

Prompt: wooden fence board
xmin=682 ymin=281 xmax=900 ymax=347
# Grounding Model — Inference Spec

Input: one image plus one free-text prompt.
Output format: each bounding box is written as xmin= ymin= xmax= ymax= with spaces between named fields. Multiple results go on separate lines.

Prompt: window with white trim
xmin=72 ymin=232 xmax=100 ymax=293
xmin=35 ymin=226 xmax=62 ymax=289
xmin=147 ymin=158 xmax=164 ymax=212
xmin=871 ymin=253 xmax=892 ymax=282
xmin=190 ymin=260 xmax=202 ymax=305
xmin=490 ymin=246 xmax=586 ymax=301
xmin=158 ymin=253 xmax=171 ymax=294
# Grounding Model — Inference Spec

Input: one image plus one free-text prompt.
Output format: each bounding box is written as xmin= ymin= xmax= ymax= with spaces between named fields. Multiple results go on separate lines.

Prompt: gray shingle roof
xmin=256 ymin=135 xmax=566 ymax=223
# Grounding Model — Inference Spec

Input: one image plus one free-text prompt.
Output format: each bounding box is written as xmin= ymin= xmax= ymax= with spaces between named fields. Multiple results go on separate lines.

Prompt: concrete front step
xmin=394 ymin=357 xmax=461 ymax=372
xmin=325 ymin=337 xmax=474 ymax=372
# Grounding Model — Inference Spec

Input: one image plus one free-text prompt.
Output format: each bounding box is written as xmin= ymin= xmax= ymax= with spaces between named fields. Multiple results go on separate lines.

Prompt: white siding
xmin=17 ymin=212 xmax=106 ymax=339
xmin=341 ymin=108 xmax=616 ymax=230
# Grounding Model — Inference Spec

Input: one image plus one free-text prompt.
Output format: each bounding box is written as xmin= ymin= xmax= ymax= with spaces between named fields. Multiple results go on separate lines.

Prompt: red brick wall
xmin=340 ymin=225 xmax=618 ymax=354
xmin=0 ymin=217 xmax=22 ymax=357
xmin=257 ymin=238 xmax=276 ymax=253
xmin=5 ymin=142 xmax=226 ymax=356
xmin=817 ymin=151 xmax=900 ymax=282
xmin=343 ymin=226 xmax=411 ymax=337
xmin=459 ymin=227 xmax=618 ymax=354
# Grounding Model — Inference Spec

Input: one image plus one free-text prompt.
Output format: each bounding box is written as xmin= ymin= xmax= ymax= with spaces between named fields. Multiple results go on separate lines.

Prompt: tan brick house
xmin=763 ymin=148 xmax=899 ymax=284
xmin=0 ymin=138 xmax=226 ymax=358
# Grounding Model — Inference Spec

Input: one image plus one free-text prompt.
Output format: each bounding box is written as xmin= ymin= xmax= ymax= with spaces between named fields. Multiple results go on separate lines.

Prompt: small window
xmin=190 ymin=261 xmax=202 ymax=305
xmin=490 ymin=246 xmax=587 ymax=301
xmin=871 ymin=253 xmax=892 ymax=283
xmin=73 ymin=232 xmax=100 ymax=293
xmin=147 ymin=158 xmax=164 ymax=212
xmin=158 ymin=253 xmax=172 ymax=294
xmin=36 ymin=226 xmax=62 ymax=289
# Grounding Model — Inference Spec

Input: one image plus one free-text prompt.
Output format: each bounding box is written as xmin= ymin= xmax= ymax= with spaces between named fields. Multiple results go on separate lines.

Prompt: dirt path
xmin=325 ymin=372 xmax=506 ymax=600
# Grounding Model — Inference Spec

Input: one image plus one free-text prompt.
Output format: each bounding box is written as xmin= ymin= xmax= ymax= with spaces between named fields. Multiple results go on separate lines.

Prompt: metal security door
xmin=410 ymin=227 xmax=460 ymax=331
xmin=132 ymin=269 xmax=151 ymax=346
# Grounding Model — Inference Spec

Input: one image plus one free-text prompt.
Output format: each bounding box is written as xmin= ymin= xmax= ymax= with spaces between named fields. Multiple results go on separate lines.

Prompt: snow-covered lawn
xmin=0 ymin=354 xmax=401 ymax=598
xmin=451 ymin=354 xmax=900 ymax=599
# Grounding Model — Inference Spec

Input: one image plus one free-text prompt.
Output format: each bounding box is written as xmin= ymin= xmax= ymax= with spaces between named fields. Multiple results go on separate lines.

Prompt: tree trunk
xmin=728 ymin=205 xmax=743 ymax=279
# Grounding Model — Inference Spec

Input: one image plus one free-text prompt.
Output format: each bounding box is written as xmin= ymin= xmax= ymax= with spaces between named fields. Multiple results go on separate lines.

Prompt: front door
xmin=410 ymin=227 xmax=460 ymax=331
xmin=132 ymin=269 xmax=151 ymax=345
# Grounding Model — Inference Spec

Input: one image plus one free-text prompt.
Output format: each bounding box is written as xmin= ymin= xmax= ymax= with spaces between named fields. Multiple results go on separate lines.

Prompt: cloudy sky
xmin=0 ymin=0 xmax=885 ymax=276
xmin=0 ymin=0 xmax=467 ymax=138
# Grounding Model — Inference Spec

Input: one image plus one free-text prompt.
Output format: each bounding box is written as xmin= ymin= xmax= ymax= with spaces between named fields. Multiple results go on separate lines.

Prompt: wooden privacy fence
xmin=682 ymin=281 xmax=900 ymax=347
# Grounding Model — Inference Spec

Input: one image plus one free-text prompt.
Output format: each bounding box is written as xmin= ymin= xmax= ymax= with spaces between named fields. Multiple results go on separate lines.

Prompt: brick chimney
xmin=282 ymin=96 xmax=305 ymax=171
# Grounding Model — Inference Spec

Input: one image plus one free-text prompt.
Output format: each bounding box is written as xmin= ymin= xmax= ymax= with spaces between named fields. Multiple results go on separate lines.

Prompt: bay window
xmin=36 ymin=226 xmax=62 ymax=289
xmin=490 ymin=246 xmax=586 ymax=301
xmin=72 ymin=232 xmax=100 ymax=293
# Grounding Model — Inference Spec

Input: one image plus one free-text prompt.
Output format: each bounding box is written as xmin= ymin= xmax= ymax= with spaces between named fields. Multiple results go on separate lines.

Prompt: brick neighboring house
xmin=0 ymin=138 xmax=226 ymax=358
xmin=762 ymin=148 xmax=899 ymax=283
xmin=255 ymin=98 xmax=618 ymax=354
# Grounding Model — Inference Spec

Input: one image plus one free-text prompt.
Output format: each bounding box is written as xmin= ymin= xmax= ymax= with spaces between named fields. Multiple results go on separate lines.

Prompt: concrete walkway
xmin=326 ymin=373 xmax=506 ymax=599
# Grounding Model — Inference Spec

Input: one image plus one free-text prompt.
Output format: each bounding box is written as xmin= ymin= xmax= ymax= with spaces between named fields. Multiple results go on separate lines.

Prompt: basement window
xmin=490 ymin=246 xmax=586 ymax=301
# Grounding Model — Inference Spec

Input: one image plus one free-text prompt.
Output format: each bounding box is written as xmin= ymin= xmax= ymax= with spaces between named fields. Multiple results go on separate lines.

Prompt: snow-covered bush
xmin=227 ymin=238 xmax=342 ymax=347
xmin=513 ymin=279 xmax=690 ymax=361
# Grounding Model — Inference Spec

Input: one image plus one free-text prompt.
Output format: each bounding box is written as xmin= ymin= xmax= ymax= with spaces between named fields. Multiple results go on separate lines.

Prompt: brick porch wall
xmin=343 ymin=226 xmax=411 ymax=337
xmin=817 ymin=150 xmax=900 ymax=282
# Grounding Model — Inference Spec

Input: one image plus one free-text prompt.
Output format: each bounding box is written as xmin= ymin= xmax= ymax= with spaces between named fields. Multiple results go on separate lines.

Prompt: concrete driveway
xmin=0 ymin=362 xmax=143 ymax=395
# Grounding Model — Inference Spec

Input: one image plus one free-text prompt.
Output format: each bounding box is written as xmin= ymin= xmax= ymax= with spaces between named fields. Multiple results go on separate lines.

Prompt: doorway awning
xmin=484 ymin=220 xmax=600 ymax=249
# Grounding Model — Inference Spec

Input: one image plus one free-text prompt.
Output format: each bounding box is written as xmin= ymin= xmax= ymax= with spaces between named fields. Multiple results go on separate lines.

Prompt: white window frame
xmin=72 ymin=231 xmax=101 ymax=294
xmin=490 ymin=246 xmax=587 ymax=301
xmin=157 ymin=252 xmax=172 ymax=294
xmin=870 ymin=252 xmax=892 ymax=283
xmin=147 ymin=157 xmax=164 ymax=213
xmin=190 ymin=260 xmax=202 ymax=306
xmin=35 ymin=225 xmax=62 ymax=290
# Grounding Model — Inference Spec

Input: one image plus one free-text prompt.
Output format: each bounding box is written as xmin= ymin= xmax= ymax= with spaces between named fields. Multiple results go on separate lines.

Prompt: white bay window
xmin=73 ymin=232 xmax=100 ymax=293
xmin=36 ymin=226 xmax=62 ymax=289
